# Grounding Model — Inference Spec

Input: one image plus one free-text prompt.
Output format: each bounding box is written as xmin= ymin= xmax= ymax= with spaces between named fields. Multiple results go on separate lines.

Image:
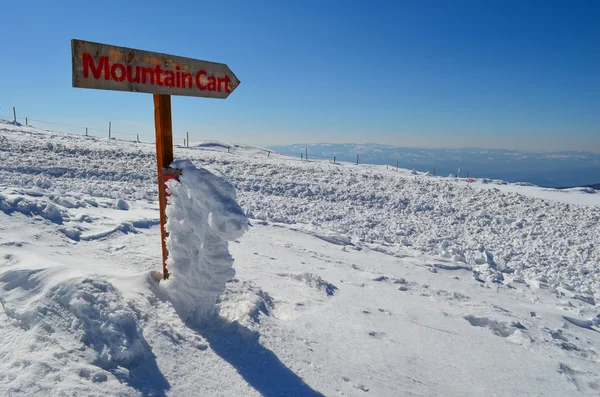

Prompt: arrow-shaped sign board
xmin=71 ymin=39 xmax=240 ymax=98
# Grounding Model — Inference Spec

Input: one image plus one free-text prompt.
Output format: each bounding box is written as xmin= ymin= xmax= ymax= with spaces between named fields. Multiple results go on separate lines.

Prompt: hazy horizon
xmin=269 ymin=143 xmax=600 ymax=188
xmin=269 ymin=141 xmax=600 ymax=155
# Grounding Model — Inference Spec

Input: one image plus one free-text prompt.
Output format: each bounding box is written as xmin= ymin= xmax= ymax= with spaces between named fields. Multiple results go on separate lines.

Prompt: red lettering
xmin=141 ymin=67 xmax=155 ymax=84
xmin=82 ymin=53 xmax=108 ymax=80
xmin=175 ymin=66 xmax=181 ymax=88
xmin=217 ymin=77 xmax=225 ymax=92
xmin=196 ymin=70 xmax=207 ymax=90
xmin=207 ymin=76 xmax=216 ymax=91
xmin=127 ymin=65 xmax=140 ymax=83
xmin=154 ymin=65 xmax=164 ymax=86
xmin=111 ymin=63 xmax=126 ymax=82
xmin=182 ymin=73 xmax=193 ymax=88
xmin=224 ymin=75 xmax=231 ymax=93
xmin=164 ymin=70 xmax=175 ymax=87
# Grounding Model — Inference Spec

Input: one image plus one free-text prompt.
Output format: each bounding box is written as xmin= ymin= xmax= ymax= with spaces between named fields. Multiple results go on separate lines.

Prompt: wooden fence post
xmin=396 ymin=161 xmax=399 ymax=171
xmin=467 ymin=170 xmax=470 ymax=179
xmin=268 ymin=151 xmax=270 ymax=157
xmin=433 ymin=166 xmax=436 ymax=176
xmin=356 ymin=154 xmax=359 ymax=165
xmin=109 ymin=121 xmax=111 ymax=138
xmin=301 ymin=153 xmax=303 ymax=160
xmin=137 ymin=133 xmax=139 ymax=142
xmin=186 ymin=131 xmax=189 ymax=147
xmin=305 ymin=147 xmax=308 ymax=161
xmin=334 ymin=156 xmax=336 ymax=163
xmin=25 ymin=117 xmax=28 ymax=126
xmin=86 ymin=127 xmax=88 ymax=136
xmin=13 ymin=107 xmax=16 ymax=123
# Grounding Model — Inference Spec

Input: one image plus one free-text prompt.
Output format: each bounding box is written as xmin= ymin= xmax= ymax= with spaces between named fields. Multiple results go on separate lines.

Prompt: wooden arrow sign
xmin=71 ymin=38 xmax=240 ymax=281
xmin=71 ymin=39 xmax=240 ymax=99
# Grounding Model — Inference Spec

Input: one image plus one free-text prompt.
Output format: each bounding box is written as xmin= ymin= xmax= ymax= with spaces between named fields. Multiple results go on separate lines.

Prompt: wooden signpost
xmin=72 ymin=39 xmax=240 ymax=280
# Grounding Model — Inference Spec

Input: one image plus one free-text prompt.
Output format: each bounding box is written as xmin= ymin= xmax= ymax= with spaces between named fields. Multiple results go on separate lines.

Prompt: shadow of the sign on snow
xmin=195 ymin=320 xmax=324 ymax=397
xmin=107 ymin=337 xmax=171 ymax=397
xmin=111 ymin=339 xmax=171 ymax=397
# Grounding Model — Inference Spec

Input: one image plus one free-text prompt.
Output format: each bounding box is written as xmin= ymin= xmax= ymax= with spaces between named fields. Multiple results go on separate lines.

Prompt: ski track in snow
xmin=0 ymin=121 xmax=600 ymax=396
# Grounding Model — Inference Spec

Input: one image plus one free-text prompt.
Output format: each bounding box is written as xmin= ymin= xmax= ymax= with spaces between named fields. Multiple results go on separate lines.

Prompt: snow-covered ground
xmin=1 ymin=120 xmax=599 ymax=396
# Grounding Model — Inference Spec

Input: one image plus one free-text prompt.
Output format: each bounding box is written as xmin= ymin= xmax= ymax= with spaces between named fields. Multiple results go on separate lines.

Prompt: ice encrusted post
xmin=163 ymin=160 xmax=248 ymax=321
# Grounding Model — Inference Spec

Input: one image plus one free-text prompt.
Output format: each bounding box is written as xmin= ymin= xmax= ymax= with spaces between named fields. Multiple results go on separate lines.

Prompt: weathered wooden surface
xmin=72 ymin=39 xmax=239 ymax=98
xmin=153 ymin=94 xmax=174 ymax=279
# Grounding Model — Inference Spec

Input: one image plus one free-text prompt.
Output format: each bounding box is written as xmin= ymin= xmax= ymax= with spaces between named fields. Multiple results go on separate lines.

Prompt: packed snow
xmin=162 ymin=159 xmax=248 ymax=321
xmin=1 ymin=120 xmax=599 ymax=396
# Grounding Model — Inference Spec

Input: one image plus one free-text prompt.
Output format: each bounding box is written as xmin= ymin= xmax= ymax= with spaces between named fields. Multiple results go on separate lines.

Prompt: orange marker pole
xmin=154 ymin=94 xmax=174 ymax=280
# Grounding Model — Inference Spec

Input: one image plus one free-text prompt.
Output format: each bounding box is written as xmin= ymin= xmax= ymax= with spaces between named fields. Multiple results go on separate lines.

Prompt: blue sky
xmin=1 ymin=0 xmax=598 ymax=151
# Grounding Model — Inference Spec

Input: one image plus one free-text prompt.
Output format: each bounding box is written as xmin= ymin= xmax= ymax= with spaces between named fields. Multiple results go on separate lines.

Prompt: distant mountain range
xmin=268 ymin=143 xmax=600 ymax=188
xmin=560 ymin=183 xmax=600 ymax=190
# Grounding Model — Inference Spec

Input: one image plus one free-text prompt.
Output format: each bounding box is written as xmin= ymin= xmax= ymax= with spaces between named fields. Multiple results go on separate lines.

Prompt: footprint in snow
xmin=1 ymin=241 xmax=24 ymax=248
xmin=355 ymin=384 xmax=369 ymax=392
xmin=341 ymin=376 xmax=369 ymax=392
xmin=277 ymin=272 xmax=338 ymax=296
xmin=371 ymin=275 xmax=389 ymax=282
xmin=372 ymin=275 xmax=417 ymax=290
xmin=368 ymin=331 xmax=385 ymax=339
xmin=464 ymin=315 xmax=530 ymax=343
xmin=491 ymin=305 xmax=512 ymax=315
xmin=435 ymin=289 xmax=470 ymax=301
xmin=394 ymin=280 xmax=470 ymax=302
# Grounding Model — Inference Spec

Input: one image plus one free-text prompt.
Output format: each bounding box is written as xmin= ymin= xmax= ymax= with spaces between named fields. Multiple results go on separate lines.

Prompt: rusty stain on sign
xmin=108 ymin=48 xmax=124 ymax=61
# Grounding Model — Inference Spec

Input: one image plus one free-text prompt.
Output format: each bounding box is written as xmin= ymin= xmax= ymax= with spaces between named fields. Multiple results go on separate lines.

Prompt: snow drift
xmin=163 ymin=160 xmax=248 ymax=321
xmin=0 ymin=265 xmax=155 ymax=395
xmin=1 ymin=121 xmax=600 ymax=396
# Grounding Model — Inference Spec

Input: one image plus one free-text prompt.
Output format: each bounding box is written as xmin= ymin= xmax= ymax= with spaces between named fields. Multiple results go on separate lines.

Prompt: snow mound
xmin=115 ymin=198 xmax=130 ymax=210
xmin=164 ymin=160 xmax=248 ymax=321
xmin=0 ymin=270 xmax=145 ymax=368
xmin=216 ymin=279 xmax=275 ymax=324
xmin=0 ymin=190 xmax=65 ymax=224
xmin=0 ymin=268 xmax=149 ymax=393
